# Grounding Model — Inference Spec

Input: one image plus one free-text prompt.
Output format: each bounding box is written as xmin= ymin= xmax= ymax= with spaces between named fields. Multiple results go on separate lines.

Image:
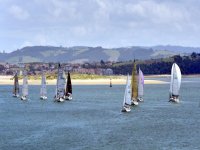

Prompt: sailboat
xmin=40 ymin=70 xmax=47 ymax=100
xmin=21 ymin=70 xmax=28 ymax=101
xmin=121 ymin=75 xmax=132 ymax=112
xmin=110 ymin=78 xmax=112 ymax=87
xmin=65 ymin=71 xmax=72 ymax=100
xmin=13 ymin=72 xmax=19 ymax=97
xmin=54 ymin=63 xmax=65 ymax=102
xmin=137 ymin=68 xmax=144 ymax=102
xmin=169 ymin=63 xmax=181 ymax=103
xmin=131 ymin=61 xmax=139 ymax=106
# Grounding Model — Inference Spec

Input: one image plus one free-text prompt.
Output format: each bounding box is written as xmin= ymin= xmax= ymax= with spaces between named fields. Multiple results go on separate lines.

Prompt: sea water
xmin=0 ymin=77 xmax=200 ymax=150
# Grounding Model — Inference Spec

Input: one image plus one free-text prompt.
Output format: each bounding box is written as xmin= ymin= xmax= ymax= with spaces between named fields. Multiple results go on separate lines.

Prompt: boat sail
xmin=54 ymin=63 xmax=65 ymax=102
xmin=169 ymin=63 xmax=181 ymax=103
xmin=121 ymin=75 xmax=131 ymax=112
xmin=40 ymin=70 xmax=47 ymax=100
xmin=110 ymin=78 xmax=112 ymax=87
xmin=137 ymin=68 xmax=144 ymax=102
xmin=13 ymin=72 xmax=19 ymax=97
xmin=131 ymin=61 xmax=139 ymax=106
xmin=65 ymin=71 xmax=72 ymax=100
xmin=21 ymin=70 xmax=28 ymax=100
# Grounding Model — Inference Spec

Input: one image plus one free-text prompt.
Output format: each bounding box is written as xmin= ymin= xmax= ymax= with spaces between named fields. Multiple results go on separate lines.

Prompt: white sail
xmin=170 ymin=63 xmax=181 ymax=96
xmin=138 ymin=68 xmax=144 ymax=97
xmin=40 ymin=71 xmax=47 ymax=97
xmin=123 ymin=75 xmax=132 ymax=106
xmin=56 ymin=64 xmax=65 ymax=98
xmin=22 ymin=70 xmax=28 ymax=97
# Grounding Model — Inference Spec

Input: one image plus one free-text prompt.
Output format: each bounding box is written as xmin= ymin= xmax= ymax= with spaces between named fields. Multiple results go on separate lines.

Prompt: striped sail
xmin=138 ymin=68 xmax=144 ymax=97
xmin=123 ymin=75 xmax=132 ymax=106
xmin=40 ymin=71 xmax=47 ymax=97
xmin=131 ymin=62 xmax=138 ymax=101
xmin=169 ymin=63 xmax=181 ymax=96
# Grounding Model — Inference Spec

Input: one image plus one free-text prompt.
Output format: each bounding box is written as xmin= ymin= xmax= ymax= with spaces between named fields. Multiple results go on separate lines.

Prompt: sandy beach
xmin=0 ymin=75 xmax=168 ymax=85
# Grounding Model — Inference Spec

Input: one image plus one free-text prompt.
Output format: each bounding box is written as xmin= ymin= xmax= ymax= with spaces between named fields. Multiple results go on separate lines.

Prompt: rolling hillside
xmin=0 ymin=45 xmax=193 ymax=63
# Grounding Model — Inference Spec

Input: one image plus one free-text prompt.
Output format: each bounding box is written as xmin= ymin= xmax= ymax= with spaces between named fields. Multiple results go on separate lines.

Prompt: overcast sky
xmin=0 ymin=0 xmax=200 ymax=52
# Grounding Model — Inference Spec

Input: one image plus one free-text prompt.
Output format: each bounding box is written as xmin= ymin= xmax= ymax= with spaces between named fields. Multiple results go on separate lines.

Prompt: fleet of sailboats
xmin=13 ymin=72 xmax=19 ymax=97
xmin=11 ymin=61 xmax=184 ymax=111
xmin=40 ymin=70 xmax=47 ymax=100
xmin=122 ymin=75 xmax=132 ymax=112
xmin=21 ymin=70 xmax=28 ymax=101
xmin=169 ymin=63 xmax=182 ymax=103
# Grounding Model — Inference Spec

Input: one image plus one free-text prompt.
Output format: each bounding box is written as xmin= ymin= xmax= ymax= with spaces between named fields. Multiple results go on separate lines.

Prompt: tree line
xmin=111 ymin=52 xmax=200 ymax=75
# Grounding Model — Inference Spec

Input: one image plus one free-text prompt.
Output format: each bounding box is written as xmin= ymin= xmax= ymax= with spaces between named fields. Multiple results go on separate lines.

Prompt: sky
xmin=0 ymin=0 xmax=200 ymax=52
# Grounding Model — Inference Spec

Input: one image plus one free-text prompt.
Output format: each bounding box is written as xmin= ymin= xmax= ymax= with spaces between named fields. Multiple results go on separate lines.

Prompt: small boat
xmin=131 ymin=61 xmax=139 ymax=106
xmin=65 ymin=71 xmax=72 ymax=100
xmin=21 ymin=70 xmax=28 ymax=101
xmin=121 ymin=75 xmax=132 ymax=112
xmin=137 ymin=68 xmax=144 ymax=102
xmin=13 ymin=72 xmax=20 ymax=97
xmin=169 ymin=63 xmax=181 ymax=103
xmin=40 ymin=70 xmax=47 ymax=100
xmin=109 ymin=78 xmax=112 ymax=87
xmin=54 ymin=63 xmax=65 ymax=102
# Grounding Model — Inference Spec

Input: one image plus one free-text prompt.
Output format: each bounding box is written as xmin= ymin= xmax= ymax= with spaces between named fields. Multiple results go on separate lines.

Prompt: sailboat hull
xmin=131 ymin=99 xmax=139 ymax=106
xmin=137 ymin=97 xmax=144 ymax=102
xmin=54 ymin=97 xmax=65 ymax=102
xmin=169 ymin=97 xmax=179 ymax=103
xmin=65 ymin=94 xmax=73 ymax=100
xmin=40 ymin=96 xmax=47 ymax=100
xmin=121 ymin=106 xmax=131 ymax=112
xmin=13 ymin=94 xmax=19 ymax=98
xmin=21 ymin=96 xmax=27 ymax=101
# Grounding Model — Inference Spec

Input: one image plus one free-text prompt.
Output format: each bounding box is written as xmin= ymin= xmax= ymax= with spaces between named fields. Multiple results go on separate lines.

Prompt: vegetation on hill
xmin=111 ymin=52 xmax=200 ymax=75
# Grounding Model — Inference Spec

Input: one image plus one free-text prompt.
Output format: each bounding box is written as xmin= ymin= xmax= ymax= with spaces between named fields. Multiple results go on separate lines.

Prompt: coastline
xmin=0 ymin=75 xmax=168 ymax=85
xmin=1 ymin=74 xmax=199 ymax=85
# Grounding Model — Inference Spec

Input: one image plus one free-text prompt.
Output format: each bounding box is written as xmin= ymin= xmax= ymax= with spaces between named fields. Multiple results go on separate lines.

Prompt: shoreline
xmin=0 ymin=78 xmax=167 ymax=85
xmin=0 ymin=74 xmax=198 ymax=85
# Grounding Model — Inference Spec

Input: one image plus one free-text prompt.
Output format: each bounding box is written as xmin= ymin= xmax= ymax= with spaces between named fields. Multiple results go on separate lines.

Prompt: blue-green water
xmin=0 ymin=77 xmax=200 ymax=150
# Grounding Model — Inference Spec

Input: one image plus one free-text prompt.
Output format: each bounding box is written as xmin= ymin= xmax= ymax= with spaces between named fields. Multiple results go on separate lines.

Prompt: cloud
xmin=1 ymin=0 xmax=200 ymax=51
xmin=8 ymin=5 xmax=30 ymax=20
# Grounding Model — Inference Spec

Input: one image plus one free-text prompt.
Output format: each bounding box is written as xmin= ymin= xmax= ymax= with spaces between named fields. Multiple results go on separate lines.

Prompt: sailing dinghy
xmin=21 ymin=70 xmax=28 ymax=101
xmin=169 ymin=63 xmax=181 ymax=103
xmin=54 ymin=63 xmax=65 ymax=102
xmin=137 ymin=68 xmax=144 ymax=102
xmin=13 ymin=72 xmax=20 ymax=97
xmin=65 ymin=72 xmax=72 ymax=100
xmin=131 ymin=61 xmax=139 ymax=106
xmin=40 ymin=70 xmax=47 ymax=100
xmin=121 ymin=75 xmax=132 ymax=112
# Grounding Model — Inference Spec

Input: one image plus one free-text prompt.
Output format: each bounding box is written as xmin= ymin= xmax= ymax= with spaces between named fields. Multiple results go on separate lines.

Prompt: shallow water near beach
xmin=0 ymin=77 xmax=200 ymax=150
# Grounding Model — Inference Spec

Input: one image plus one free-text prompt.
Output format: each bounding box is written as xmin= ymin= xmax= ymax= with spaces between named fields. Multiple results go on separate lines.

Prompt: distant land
xmin=0 ymin=45 xmax=199 ymax=63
